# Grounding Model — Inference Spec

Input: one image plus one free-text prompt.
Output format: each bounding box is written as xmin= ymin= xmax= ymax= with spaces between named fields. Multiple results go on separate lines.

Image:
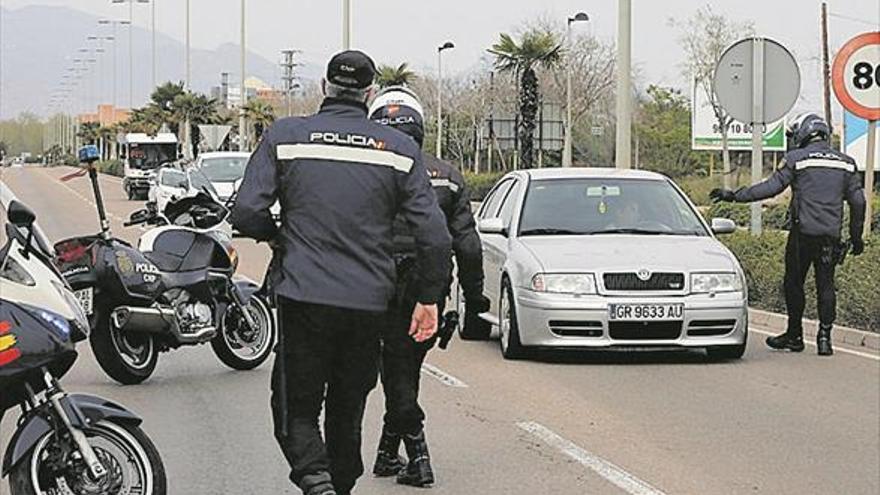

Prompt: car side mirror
xmin=711 ymin=217 xmax=737 ymax=235
xmin=8 ymin=200 xmax=36 ymax=227
xmin=479 ymin=218 xmax=507 ymax=236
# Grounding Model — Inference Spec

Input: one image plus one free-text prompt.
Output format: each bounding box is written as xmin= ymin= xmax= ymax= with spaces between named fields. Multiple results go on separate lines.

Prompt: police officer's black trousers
xmin=271 ymin=297 xmax=384 ymax=494
xmin=379 ymin=299 xmax=440 ymax=437
xmin=784 ymin=233 xmax=837 ymax=333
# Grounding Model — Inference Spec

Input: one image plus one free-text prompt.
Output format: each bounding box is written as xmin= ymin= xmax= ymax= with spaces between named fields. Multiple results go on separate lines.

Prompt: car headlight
xmin=691 ymin=272 xmax=742 ymax=294
xmin=531 ymin=273 xmax=597 ymax=295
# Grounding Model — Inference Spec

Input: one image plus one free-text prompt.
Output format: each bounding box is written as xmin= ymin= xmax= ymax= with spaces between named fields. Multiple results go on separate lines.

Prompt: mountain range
xmin=0 ymin=4 xmax=320 ymax=119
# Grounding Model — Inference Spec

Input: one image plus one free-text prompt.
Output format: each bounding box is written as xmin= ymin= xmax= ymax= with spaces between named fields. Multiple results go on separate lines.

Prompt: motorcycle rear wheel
xmin=8 ymin=418 xmax=167 ymax=495
xmin=91 ymin=307 xmax=159 ymax=385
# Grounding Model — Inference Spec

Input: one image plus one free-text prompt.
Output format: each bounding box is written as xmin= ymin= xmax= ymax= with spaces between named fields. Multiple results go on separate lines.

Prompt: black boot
xmin=373 ymin=427 xmax=406 ymax=477
xmin=766 ymin=331 xmax=805 ymax=352
xmin=817 ymin=324 xmax=833 ymax=356
xmin=302 ymin=473 xmax=336 ymax=495
xmin=397 ymin=431 xmax=434 ymax=487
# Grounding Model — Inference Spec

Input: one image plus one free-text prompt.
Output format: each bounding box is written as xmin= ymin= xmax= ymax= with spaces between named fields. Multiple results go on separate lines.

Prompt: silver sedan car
xmin=472 ymin=168 xmax=748 ymax=360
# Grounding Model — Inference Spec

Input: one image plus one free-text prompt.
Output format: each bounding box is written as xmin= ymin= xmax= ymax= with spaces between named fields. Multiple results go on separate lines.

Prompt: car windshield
xmin=160 ymin=169 xmax=186 ymax=187
xmin=199 ymin=156 xmax=248 ymax=183
xmin=187 ymin=169 xmax=218 ymax=196
xmin=129 ymin=143 xmax=177 ymax=170
xmin=519 ymin=178 xmax=708 ymax=237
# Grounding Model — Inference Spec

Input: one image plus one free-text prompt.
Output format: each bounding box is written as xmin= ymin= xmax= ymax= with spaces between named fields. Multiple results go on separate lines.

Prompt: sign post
xmin=832 ymin=31 xmax=880 ymax=236
xmin=714 ymin=37 xmax=801 ymax=235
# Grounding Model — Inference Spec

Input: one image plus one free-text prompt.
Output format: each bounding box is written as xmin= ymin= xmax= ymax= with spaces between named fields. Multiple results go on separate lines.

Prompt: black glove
xmin=709 ymin=188 xmax=736 ymax=203
xmin=851 ymin=238 xmax=865 ymax=256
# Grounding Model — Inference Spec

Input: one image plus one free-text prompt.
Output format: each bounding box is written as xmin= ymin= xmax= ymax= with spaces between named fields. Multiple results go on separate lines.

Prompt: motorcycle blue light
xmin=37 ymin=309 xmax=71 ymax=339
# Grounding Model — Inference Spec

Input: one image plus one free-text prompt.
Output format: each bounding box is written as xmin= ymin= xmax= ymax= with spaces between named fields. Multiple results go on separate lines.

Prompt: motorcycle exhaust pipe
xmin=112 ymin=306 xmax=176 ymax=334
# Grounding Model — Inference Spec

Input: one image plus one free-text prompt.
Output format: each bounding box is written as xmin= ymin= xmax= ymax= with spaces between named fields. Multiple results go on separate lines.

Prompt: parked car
xmin=148 ymin=166 xmax=219 ymax=214
xmin=193 ymin=152 xmax=250 ymax=202
xmin=470 ymin=168 xmax=747 ymax=360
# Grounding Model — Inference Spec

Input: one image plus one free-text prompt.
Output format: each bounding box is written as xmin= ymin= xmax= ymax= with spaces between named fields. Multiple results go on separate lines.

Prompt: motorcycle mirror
xmin=8 ymin=200 xmax=36 ymax=227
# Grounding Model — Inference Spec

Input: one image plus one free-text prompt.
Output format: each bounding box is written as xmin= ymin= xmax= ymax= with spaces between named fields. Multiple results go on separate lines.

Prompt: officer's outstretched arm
xmin=399 ymin=153 xmax=452 ymax=304
xmin=733 ymin=159 xmax=794 ymax=203
xmin=231 ymin=127 xmax=279 ymax=242
xmin=845 ymin=171 xmax=867 ymax=241
xmin=448 ymin=174 xmax=485 ymax=302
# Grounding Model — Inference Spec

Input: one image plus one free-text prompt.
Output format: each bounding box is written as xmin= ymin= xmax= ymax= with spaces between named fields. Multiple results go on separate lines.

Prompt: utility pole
xmin=614 ymin=0 xmax=632 ymax=169
xmin=820 ymin=2 xmax=833 ymax=134
xmin=280 ymin=49 xmax=300 ymax=117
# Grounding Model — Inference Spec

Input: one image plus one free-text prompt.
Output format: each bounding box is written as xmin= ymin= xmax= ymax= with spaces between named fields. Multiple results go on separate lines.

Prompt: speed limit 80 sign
xmin=833 ymin=32 xmax=880 ymax=121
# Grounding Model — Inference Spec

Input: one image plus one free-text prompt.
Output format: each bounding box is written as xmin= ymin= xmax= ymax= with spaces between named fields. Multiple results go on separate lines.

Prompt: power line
xmin=828 ymin=12 xmax=879 ymax=27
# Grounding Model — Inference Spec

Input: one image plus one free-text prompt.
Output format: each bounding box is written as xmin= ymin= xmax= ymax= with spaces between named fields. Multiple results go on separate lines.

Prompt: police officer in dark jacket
xmin=232 ymin=51 xmax=451 ymax=495
xmin=711 ymin=113 xmax=866 ymax=356
xmin=366 ymin=87 xmax=490 ymax=487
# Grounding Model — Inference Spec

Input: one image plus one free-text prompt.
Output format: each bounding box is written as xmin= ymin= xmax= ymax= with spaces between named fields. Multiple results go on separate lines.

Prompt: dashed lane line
xmin=751 ymin=326 xmax=880 ymax=361
xmin=518 ymin=421 xmax=667 ymax=495
xmin=420 ymin=363 xmax=469 ymax=388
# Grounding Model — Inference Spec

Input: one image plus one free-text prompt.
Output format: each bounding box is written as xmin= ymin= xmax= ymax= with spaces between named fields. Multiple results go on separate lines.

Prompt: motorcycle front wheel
xmin=8 ymin=418 xmax=167 ymax=495
xmin=211 ymin=296 xmax=276 ymax=371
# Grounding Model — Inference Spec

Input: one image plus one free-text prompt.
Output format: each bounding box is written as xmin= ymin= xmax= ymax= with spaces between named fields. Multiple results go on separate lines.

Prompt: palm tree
xmin=151 ymin=81 xmax=186 ymax=112
xmin=76 ymin=122 xmax=100 ymax=144
xmin=172 ymin=91 xmax=219 ymax=158
xmin=489 ymin=29 xmax=562 ymax=168
xmin=243 ymin=99 xmax=276 ymax=141
xmin=128 ymin=104 xmax=167 ymax=135
xmin=376 ymin=63 xmax=416 ymax=88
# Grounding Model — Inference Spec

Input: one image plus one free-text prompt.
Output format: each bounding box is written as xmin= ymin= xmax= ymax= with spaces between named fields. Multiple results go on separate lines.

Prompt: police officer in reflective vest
xmin=367 ymin=86 xmax=490 ymax=487
xmin=711 ymin=113 xmax=866 ymax=356
xmin=232 ymin=51 xmax=451 ymax=495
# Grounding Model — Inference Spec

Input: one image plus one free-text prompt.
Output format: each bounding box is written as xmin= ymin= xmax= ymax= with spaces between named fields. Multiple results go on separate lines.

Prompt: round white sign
xmin=833 ymin=32 xmax=880 ymax=121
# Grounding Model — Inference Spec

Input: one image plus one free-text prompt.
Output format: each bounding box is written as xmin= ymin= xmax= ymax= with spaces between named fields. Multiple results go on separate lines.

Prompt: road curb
xmin=749 ymin=308 xmax=879 ymax=351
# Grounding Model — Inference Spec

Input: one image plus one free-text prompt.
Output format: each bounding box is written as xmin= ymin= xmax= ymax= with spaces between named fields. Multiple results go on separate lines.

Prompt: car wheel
xmin=499 ymin=278 xmax=527 ymax=360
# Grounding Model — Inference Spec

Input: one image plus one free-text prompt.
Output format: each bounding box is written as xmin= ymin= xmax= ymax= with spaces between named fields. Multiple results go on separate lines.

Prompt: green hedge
xmin=96 ymin=160 xmax=123 ymax=177
xmin=708 ymin=202 xmax=790 ymax=230
xmin=463 ymin=172 xmax=505 ymax=201
xmin=721 ymin=231 xmax=879 ymax=331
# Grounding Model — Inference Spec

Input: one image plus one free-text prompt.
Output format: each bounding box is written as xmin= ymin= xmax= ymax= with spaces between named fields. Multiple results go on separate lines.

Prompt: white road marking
xmin=420 ymin=363 xmax=469 ymax=388
xmin=752 ymin=326 xmax=880 ymax=361
xmin=518 ymin=421 xmax=667 ymax=495
xmin=42 ymin=169 xmax=136 ymax=229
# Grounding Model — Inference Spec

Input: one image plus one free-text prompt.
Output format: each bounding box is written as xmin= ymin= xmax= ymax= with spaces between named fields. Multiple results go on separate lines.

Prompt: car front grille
xmin=687 ymin=319 xmax=737 ymax=336
xmin=549 ymin=320 xmax=603 ymax=337
xmin=608 ymin=321 xmax=682 ymax=340
xmin=603 ymin=272 xmax=685 ymax=291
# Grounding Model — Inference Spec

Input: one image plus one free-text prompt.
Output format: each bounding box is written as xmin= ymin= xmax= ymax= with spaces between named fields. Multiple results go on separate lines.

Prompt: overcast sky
xmin=2 ymin=0 xmax=878 ymax=115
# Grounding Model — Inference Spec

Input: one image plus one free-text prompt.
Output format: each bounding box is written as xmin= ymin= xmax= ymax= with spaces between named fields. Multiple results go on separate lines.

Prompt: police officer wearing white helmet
xmin=711 ymin=112 xmax=866 ymax=356
xmin=367 ymin=86 xmax=490 ymax=487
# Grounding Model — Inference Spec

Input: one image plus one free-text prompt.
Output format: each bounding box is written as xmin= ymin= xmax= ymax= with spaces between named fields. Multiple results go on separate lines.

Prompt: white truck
xmin=118 ymin=132 xmax=180 ymax=200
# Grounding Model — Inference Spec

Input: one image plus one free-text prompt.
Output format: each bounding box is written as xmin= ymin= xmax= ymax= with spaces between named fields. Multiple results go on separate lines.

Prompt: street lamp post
xmin=186 ymin=0 xmax=191 ymax=89
xmin=111 ymin=0 xmax=148 ymax=109
xmin=239 ymin=0 xmax=247 ymax=152
xmin=436 ymin=41 xmax=454 ymax=159
xmin=563 ymin=12 xmax=589 ymax=168
xmin=614 ymin=0 xmax=632 ymax=169
xmin=342 ymin=0 xmax=351 ymax=49
xmin=98 ymin=19 xmax=128 ymax=110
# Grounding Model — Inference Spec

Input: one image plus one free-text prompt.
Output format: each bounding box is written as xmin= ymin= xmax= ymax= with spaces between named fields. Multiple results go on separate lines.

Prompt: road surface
xmin=2 ymin=166 xmax=878 ymax=495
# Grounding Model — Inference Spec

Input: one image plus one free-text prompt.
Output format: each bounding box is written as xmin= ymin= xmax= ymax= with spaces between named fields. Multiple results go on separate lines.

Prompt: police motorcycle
xmin=0 ymin=198 xmax=167 ymax=494
xmin=52 ymin=146 xmax=276 ymax=385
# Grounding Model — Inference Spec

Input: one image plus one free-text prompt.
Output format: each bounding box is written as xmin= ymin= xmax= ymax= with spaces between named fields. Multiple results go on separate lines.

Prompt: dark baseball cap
xmin=326 ymin=50 xmax=377 ymax=89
